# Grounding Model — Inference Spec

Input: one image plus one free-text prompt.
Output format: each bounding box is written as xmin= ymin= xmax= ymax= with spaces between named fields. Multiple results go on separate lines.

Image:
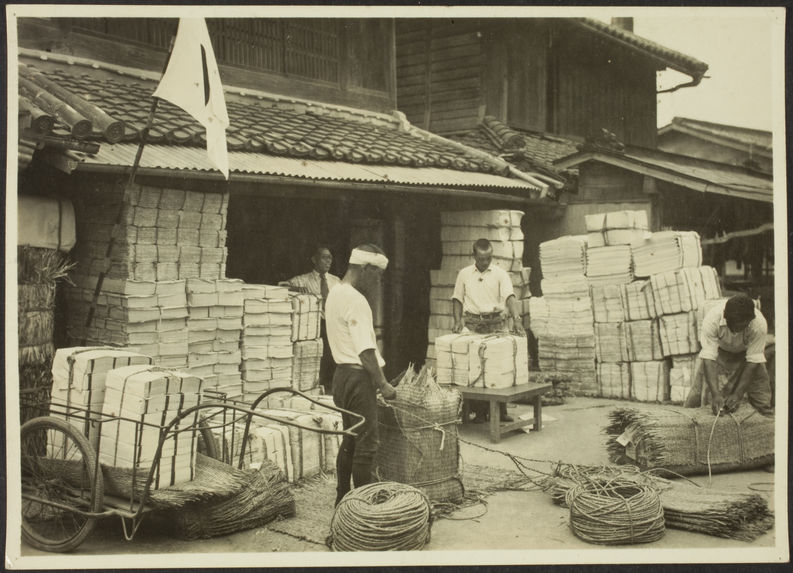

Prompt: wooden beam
xmin=701 ymin=222 xmax=774 ymax=245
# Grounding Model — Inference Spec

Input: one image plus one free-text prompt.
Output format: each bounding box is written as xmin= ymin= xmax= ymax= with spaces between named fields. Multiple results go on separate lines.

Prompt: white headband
xmin=349 ymin=248 xmax=389 ymax=270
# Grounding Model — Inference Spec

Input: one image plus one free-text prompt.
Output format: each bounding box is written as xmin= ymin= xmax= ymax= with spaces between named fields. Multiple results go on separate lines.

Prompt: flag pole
xmin=81 ymin=32 xmax=177 ymax=343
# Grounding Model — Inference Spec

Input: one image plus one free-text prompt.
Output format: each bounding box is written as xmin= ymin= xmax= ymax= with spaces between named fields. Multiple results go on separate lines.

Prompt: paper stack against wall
xmin=535 ymin=236 xmax=596 ymax=394
xmin=185 ymin=278 xmax=244 ymax=399
xmin=426 ymin=210 xmax=529 ymax=367
xmin=99 ymin=364 xmax=203 ymax=489
xmin=65 ymin=278 xmax=190 ymax=369
xmin=435 ymin=332 xmax=528 ymax=388
xmin=289 ymin=294 xmax=323 ymax=393
xmin=241 ymin=285 xmax=294 ymax=403
xmin=632 ymin=230 xmax=702 ymax=278
xmin=49 ymin=347 xmax=153 ymax=449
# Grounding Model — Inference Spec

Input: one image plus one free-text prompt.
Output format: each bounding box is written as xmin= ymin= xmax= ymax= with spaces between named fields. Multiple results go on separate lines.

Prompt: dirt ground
xmin=14 ymin=397 xmax=783 ymax=567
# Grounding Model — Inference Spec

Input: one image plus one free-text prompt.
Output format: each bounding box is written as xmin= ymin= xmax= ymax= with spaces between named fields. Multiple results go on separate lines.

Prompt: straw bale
xmin=18 ymin=309 xmax=55 ymax=346
xmin=605 ymin=404 xmax=774 ymax=475
xmin=18 ymin=283 xmax=56 ymax=311
xmin=17 ymin=246 xmax=74 ymax=284
xmin=19 ymin=342 xmax=55 ymax=366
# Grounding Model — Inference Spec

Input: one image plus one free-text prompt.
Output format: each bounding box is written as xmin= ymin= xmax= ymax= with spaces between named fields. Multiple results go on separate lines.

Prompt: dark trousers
xmin=332 ymin=365 xmax=379 ymax=505
xmin=319 ymin=321 xmax=335 ymax=394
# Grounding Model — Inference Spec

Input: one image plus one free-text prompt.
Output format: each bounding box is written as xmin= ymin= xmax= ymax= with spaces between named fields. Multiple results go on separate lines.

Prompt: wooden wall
xmin=396 ymin=19 xmax=485 ymax=134
xmin=658 ymin=132 xmax=773 ymax=174
xmin=549 ymin=21 xmax=658 ymax=147
xmin=18 ymin=18 xmax=396 ymax=113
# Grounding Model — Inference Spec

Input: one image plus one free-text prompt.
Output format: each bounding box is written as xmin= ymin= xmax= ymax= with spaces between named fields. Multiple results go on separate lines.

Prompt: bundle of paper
xmin=587 ymin=229 xmax=650 ymax=248
xmin=585 ymin=245 xmax=634 ymax=286
xmin=632 ymin=231 xmax=702 ymax=277
xmin=435 ymin=333 xmax=528 ymax=388
xmin=440 ymin=210 xmax=524 ymax=228
xmin=670 ymin=354 xmax=699 ymax=403
xmin=186 ymin=279 xmax=244 ymax=393
xmin=99 ymin=364 xmax=203 ymax=488
xmin=625 ymin=319 xmax=664 ymax=361
xmin=276 ymin=398 xmax=342 ymax=474
xmin=249 ymin=424 xmax=295 ymax=481
xmin=539 ymin=236 xmax=588 ymax=278
xmin=630 ymin=360 xmax=670 ymax=402
xmin=50 ymin=347 xmax=153 ymax=449
xmin=544 ymin=294 xmax=595 ymax=338
xmin=257 ymin=409 xmax=324 ymax=482
xmin=620 ymin=280 xmax=659 ymax=321
xmin=435 ymin=333 xmax=479 ymax=386
xmin=241 ymin=289 xmax=295 ymax=396
xmin=595 ymin=322 xmax=629 ymax=363
xmin=292 ymin=339 xmax=323 ymax=391
xmin=528 ymin=297 xmax=550 ymax=338
xmin=585 ymin=210 xmax=649 ymax=232
xmin=290 ymin=294 xmax=321 ymax=341
xmin=598 ymin=362 xmax=631 ymax=399
xmin=590 ymin=284 xmax=626 ymax=323
xmin=64 ymin=278 xmax=189 ymax=368
xmin=650 ymin=266 xmax=720 ymax=315
xmin=442 ymin=240 xmax=524 ymax=260
xmin=659 ymin=312 xmax=700 ymax=357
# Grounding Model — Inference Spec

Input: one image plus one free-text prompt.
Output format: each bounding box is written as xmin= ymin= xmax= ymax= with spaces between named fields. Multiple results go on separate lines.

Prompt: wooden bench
xmin=459 ymin=382 xmax=553 ymax=443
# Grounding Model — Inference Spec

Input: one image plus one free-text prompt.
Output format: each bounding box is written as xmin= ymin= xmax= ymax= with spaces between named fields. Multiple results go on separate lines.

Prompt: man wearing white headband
xmin=325 ymin=243 xmax=397 ymax=505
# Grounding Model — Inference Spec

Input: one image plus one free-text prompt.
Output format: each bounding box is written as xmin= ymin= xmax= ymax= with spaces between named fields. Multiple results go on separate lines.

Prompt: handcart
xmin=20 ymin=388 xmax=363 ymax=553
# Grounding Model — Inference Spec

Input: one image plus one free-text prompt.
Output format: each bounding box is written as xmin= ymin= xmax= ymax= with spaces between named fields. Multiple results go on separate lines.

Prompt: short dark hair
xmin=724 ymin=293 xmax=756 ymax=323
xmin=312 ymin=245 xmax=332 ymax=259
xmin=472 ymin=238 xmax=492 ymax=253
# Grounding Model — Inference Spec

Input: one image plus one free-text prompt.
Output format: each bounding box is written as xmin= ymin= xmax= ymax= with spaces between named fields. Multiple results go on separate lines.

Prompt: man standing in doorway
xmin=684 ymin=293 xmax=773 ymax=416
xmin=452 ymin=238 xmax=525 ymax=423
xmin=284 ymin=246 xmax=341 ymax=394
xmin=325 ymin=243 xmax=397 ymax=505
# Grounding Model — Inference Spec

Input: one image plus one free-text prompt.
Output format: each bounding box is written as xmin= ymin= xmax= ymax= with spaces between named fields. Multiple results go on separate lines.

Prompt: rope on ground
xmin=328 ymin=481 xmax=432 ymax=551
xmin=566 ymin=476 xmax=665 ymax=545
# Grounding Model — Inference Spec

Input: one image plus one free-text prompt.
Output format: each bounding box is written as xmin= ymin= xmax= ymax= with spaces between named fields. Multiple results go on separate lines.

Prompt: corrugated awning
xmin=68 ymin=144 xmax=542 ymax=191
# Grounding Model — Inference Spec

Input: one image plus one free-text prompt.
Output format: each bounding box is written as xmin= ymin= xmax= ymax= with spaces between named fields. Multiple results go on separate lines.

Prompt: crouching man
xmin=685 ymin=293 xmax=773 ymax=417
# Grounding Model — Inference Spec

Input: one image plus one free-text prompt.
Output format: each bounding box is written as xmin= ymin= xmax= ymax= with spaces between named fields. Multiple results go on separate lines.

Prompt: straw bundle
xmin=17 ymin=246 xmax=75 ymax=284
xmin=19 ymin=342 xmax=55 ymax=366
xmin=164 ymin=458 xmax=295 ymax=539
xmin=605 ymin=405 xmax=774 ymax=475
xmin=18 ymin=283 xmax=56 ymax=311
xmin=18 ymin=310 xmax=54 ymax=347
xmin=545 ymin=464 xmax=773 ymax=541
xmin=375 ymin=366 xmax=463 ymax=503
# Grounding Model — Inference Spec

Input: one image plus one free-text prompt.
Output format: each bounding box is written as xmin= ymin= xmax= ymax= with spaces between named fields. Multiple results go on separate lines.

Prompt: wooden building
xmin=658 ymin=117 xmax=773 ymax=175
xmin=16 ymin=17 xmax=564 ymax=376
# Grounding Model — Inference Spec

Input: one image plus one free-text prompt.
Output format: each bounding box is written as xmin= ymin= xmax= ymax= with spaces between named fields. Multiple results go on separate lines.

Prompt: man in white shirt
xmin=684 ymin=293 xmax=773 ymax=416
xmin=284 ymin=246 xmax=341 ymax=393
xmin=452 ymin=238 xmax=525 ymax=423
xmin=325 ymin=243 xmax=397 ymax=505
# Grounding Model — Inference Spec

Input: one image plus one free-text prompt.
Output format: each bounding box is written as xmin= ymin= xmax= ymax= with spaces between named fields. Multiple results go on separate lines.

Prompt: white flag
xmin=153 ymin=18 xmax=230 ymax=179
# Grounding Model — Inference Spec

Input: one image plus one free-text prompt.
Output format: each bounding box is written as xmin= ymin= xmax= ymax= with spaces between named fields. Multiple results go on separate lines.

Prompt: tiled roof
xmin=18 ymin=54 xmax=518 ymax=179
xmin=554 ymin=145 xmax=773 ymax=204
xmin=572 ymin=18 xmax=708 ymax=79
xmin=449 ymin=117 xmax=579 ymax=182
xmin=659 ymin=117 xmax=773 ymax=155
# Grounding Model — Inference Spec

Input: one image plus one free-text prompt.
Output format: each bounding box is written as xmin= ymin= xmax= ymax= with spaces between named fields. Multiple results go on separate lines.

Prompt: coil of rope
xmin=565 ymin=477 xmax=665 ymax=545
xmin=328 ymin=481 xmax=433 ymax=551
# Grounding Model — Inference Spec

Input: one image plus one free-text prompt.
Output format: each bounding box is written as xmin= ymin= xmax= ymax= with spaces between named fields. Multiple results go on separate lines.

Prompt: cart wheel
xmin=21 ymin=416 xmax=104 ymax=553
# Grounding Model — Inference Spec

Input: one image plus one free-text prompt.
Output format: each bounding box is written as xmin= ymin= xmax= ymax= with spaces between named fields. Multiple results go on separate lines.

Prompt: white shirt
xmin=452 ymin=263 xmax=515 ymax=314
xmin=325 ymin=283 xmax=385 ymax=367
xmin=286 ymin=270 xmax=341 ymax=298
xmin=698 ymin=300 xmax=767 ymax=364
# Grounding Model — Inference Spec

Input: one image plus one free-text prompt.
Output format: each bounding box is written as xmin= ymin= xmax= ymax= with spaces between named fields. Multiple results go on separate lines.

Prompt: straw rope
xmin=328 ymin=481 xmax=432 ymax=551
xmin=565 ymin=477 xmax=665 ymax=545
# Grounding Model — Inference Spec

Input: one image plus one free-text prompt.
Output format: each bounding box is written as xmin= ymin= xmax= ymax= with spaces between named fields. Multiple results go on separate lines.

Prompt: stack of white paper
xmin=658 ymin=311 xmax=700 ymax=357
xmin=585 ymin=209 xmax=649 ymax=247
xmin=50 ymin=347 xmax=153 ymax=449
xmin=630 ymin=361 xmax=670 ymax=402
xmin=290 ymin=294 xmax=321 ymax=342
xmin=528 ymin=297 xmax=550 ymax=338
xmin=435 ymin=332 xmax=528 ymax=388
xmin=598 ymin=362 xmax=631 ymax=399
xmin=649 ymin=267 xmax=719 ymax=315
xmin=620 ymin=280 xmax=659 ymax=321
xmin=586 ymin=245 xmax=634 ymax=286
xmin=594 ymin=322 xmax=629 ymax=363
xmin=241 ymin=291 xmax=294 ymax=400
xmin=291 ymin=339 xmax=323 ymax=391
xmin=632 ymin=231 xmax=702 ymax=277
xmin=186 ymin=278 xmax=244 ymax=398
xmin=539 ymin=236 xmax=588 ymax=278
xmin=590 ymin=284 xmax=626 ymax=323
xmin=99 ymin=364 xmax=203 ymax=489
xmin=624 ymin=319 xmax=664 ymax=361
xmin=670 ymin=354 xmax=699 ymax=403
xmin=257 ymin=409 xmax=324 ymax=482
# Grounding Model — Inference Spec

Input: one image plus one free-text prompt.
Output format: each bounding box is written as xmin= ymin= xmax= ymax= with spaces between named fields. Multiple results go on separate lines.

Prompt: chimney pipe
xmin=610 ymin=17 xmax=634 ymax=32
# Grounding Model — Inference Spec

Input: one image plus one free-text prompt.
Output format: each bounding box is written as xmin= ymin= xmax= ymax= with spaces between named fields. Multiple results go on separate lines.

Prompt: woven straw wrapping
xmin=164 ymin=457 xmax=295 ymax=539
xmin=606 ymin=404 xmax=774 ymax=475
xmin=375 ymin=367 xmax=463 ymax=503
